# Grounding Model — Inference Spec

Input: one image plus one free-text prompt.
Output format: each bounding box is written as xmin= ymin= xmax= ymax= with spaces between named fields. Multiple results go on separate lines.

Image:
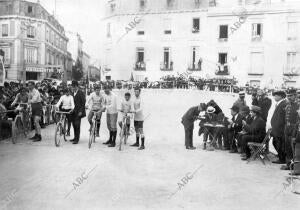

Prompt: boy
xmin=132 ymin=87 xmax=145 ymax=150
xmin=119 ymin=92 xmax=133 ymax=134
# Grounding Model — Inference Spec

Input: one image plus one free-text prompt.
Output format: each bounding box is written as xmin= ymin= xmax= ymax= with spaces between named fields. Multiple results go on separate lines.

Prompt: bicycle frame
xmin=118 ymin=111 xmax=133 ymax=151
xmin=88 ymin=110 xmax=103 ymax=149
xmin=54 ymin=111 xmax=72 ymax=147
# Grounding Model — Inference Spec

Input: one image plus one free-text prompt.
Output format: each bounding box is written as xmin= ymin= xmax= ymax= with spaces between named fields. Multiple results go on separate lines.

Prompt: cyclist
xmin=131 ymin=87 xmax=146 ymax=150
xmin=55 ymin=88 xmax=74 ymax=136
xmin=85 ymin=85 xmax=105 ymax=137
xmin=118 ymin=92 xmax=133 ymax=134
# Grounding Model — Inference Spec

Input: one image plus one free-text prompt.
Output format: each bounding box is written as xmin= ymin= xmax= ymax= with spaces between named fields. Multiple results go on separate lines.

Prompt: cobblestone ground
xmin=0 ymin=90 xmax=299 ymax=210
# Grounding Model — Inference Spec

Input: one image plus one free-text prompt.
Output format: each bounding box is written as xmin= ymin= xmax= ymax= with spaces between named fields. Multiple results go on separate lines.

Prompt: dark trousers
xmin=285 ymin=135 xmax=294 ymax=165
xmin=273 ymin=136 xmax=285 ymax=162
xmin=216 ymin=127 xmax=228 ymax=148
xmin=241 ymin=135 xmax=262 ymax=158
xmin=183 ymin=124 xmax=194 ymax=148
xmin=228 ymin=130 xmax=237 ymax=151
xmin=72 ymin=116 xmax=81 ymax=142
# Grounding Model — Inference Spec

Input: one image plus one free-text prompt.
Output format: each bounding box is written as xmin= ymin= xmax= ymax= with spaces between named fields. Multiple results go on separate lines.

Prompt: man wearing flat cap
xmin=281 ymin=89 xmax=300 ymax=170
xmin=182 ymin=103 xmax=207 ymax=150
xmin=240 ymin=106 xmax=266 ymax=160
xmin=271 ymin=90 xmax=287 ymax=164
xmin=233 ymin=91 xmax=247 ymax=113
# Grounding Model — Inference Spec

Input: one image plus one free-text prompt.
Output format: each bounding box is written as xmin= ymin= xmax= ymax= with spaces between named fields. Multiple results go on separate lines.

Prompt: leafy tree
xmin=72 ymin=58 xmax=84 ymax=81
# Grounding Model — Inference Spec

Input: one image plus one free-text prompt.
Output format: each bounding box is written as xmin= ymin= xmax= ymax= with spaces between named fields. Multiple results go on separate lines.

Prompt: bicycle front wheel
xmin=55 ymin=123 xmax=63 ymax=147
xmin=88 ymin=125 xmax=95 ymax=149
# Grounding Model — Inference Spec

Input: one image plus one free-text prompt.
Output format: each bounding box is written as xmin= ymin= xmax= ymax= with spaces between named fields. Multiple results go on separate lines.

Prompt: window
xmin=0 ymin=48 xmax=11 ymax=64
xmin=195 ymin=0 xmax=201 ymax=8
xmin=161 ymin=47 xmax=173 ymax=70
xmin=219 ymin=25 xmax=228 ymax=40
xmin=137 ymin=31 xmax=145 ymax=35
xmin=107 ymin=23 xmax=111 ymax=38
xmin=135 ymin=48 xmax=146 ymax=70
xmin=164 ymin=19 xmax=172 ymax=34
xmin=218 ymin=53 xmax=227 ymax=65
xmin=28 ymin=6 xmax=33 ymax=14
xmin=189 ymin=47 xmax=201 ymax=70
xmin=167 ymin=0 xmax=175 ymax=8
xmin=252 ymin=23 xmax=262 ymax=40
xmin=2 ymin=24 xmax=8 ymax=37
xmin=216 ymin=53 xmax=229 ymax=74
xmin=140 ymin=0 xmax=146 ymax=10
xmin=25 ymin=48 xmax=37 ymax=64
xmin=137 ymin=19 xmax=145 ymax=35
xmin=27 ymin=26 xmax=35 ymax=38
xmin=287 ymin=22 xmax=298 ymax=40
xmin=286 ymin=52 xmax=298 ymax=74
xmin=192 ymin=18 xmax=200 ymax=33
xmin=250 ymin=52 xmax=264 ymax=75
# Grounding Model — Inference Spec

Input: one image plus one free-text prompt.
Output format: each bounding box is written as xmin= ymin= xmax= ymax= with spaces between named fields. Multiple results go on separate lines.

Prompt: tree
xmin=72 ymin=58 xmax=84 ymax=81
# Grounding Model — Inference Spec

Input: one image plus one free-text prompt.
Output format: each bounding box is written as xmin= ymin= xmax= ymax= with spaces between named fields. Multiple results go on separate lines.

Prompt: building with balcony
xmin=102 ymin=0 xmax=300 ymax=88
xmin=0 ymin=0 xmax=69 ymax=81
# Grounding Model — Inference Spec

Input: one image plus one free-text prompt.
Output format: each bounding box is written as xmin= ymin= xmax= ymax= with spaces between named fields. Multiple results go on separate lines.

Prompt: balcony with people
xmin=134 ymin=61 xmax=146 ymax=71
xmin=160 ymin=61 xmax=173 ymax=71
xmin=215 ymin=63 xmax=229 ymax=75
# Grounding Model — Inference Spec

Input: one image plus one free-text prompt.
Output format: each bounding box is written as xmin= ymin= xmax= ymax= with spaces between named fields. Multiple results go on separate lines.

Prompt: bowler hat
xmin=272 ymin=90 xmax=286 ymax=98
xmin=72 ymin=80 xmax=79 ymax=87
xmin=207 ymin=106 xmax=216 ymax=114
xmin=230 ymin=105 xmax=240 ymax=113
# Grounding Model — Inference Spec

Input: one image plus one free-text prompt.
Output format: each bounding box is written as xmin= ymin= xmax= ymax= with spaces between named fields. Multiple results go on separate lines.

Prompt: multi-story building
xmin=67 ymin=32 xmax=83 ymax=63
xmin=103 ymin=0 xmax=300 ymax=88
xmin=82 ymin=51 xmax=90 ymax=76
xmin=0 ymin=0 xmax=69 ymax=81
xmin=88 ymin=65 xmax=101 ymax=81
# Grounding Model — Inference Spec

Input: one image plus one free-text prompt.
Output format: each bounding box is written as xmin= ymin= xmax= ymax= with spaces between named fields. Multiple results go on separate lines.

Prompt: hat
xmin=239 ymin=91 xmax=246 ymax=96
xmin=206 ymin=106 xmax=216 ymax=114
xmin=240 ymin=106 xmax=250 ymax=113
xmin=250 ymin=105 xmax=261 ymax=113
xmin=286 ymin=88 xmax=297 ymax=96
xmin=272 ymin=90 xmax=286 ymax=98
xmin=230 ymin=105 xmax=240 ymax=113
xmin=71 ymin=81 xmax=79 ymax=87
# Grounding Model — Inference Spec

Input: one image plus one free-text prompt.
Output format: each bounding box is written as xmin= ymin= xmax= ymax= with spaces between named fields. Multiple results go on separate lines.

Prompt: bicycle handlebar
xmin=118 ymin=110 xmax=135 ymax=114
xmin=56 ymin=111 xmax=72 ymax=115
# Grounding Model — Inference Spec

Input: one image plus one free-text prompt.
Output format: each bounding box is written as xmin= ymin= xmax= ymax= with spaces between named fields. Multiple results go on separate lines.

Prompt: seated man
xmin=236 ymin=106 xmax=253 ymax=151
xmin=200 ymin=106 xmax=218 ymax=151
xmin=215 ymin=112 xmax=230 ymax=150
xmin=240 ymin=106 xmax=266 ymax=160
xmin=227 ymin=105 xmax=243 ymax=153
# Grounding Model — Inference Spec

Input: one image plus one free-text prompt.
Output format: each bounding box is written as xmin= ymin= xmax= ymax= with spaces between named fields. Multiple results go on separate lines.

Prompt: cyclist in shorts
xmin=55 ymin=88 xmax=74 ymax=136
xmin=119 ymin=92 xmax=133 ymax=134
xmin=132 ymin=87 xmax=145 ymax=150
xmin=86 ymin=85 xmax=105 ymax=137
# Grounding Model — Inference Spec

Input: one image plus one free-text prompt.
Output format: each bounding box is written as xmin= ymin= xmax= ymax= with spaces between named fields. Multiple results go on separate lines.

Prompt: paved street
xmin=0 ymin=90 xmax=299 ymax=210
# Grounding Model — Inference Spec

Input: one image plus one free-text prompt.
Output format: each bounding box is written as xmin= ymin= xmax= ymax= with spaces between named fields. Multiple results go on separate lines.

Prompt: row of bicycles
xmin=54 ymin=110 xmax=134 ymax=151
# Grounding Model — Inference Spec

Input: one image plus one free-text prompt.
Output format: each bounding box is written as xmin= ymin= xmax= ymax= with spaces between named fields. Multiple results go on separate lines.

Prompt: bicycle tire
xmin=88 ymin=123 xmax=95 ymax=149
xmin=63 ymin=118 xmax=68 ymax=142
xmin=55 ymin=123 xmax=63 ymax=147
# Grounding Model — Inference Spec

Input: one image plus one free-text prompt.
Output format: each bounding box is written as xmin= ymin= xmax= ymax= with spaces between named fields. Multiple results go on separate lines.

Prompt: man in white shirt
xmin=103 ymin=86 xmax=118 ymax=147
xmin=28 ymin=81 xmax=43 ymax=142
xmin=132 ymin=87 xmax=146 ymax=150
xmin=86 ymin=85 xmax=105 ymax=137
xmin=56 ymin=88 xmax=74 ymax=136
xmin=118 ymin=92 xmax=133 ymax=134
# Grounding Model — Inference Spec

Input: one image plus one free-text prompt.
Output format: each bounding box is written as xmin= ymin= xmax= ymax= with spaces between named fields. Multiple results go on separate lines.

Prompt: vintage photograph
xmin=0 ymin=0 xmax=300 ymax=209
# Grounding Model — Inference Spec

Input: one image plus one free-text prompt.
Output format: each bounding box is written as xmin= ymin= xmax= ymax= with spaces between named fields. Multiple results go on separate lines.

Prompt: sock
xmin=136 ymin=135 xmax=140 ymax=145
xmin=141 ymin=137 xmax=145 ymax=147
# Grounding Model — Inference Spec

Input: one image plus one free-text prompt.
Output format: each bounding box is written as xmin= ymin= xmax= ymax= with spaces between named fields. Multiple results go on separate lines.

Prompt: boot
xmin=29 ymin=134 xmax=38 ymax=140
xmin=138 ymin=137 xmax=145 ymax=150
xmin=33 ymin=134 xmax=42 ymax=142
xmin=108 ymin=131 xmax=117 ymax=147
xmin=131 ymin=136 xmax=140 ymax=147
xmin=103 ymin=132 xmax=112 ymax=145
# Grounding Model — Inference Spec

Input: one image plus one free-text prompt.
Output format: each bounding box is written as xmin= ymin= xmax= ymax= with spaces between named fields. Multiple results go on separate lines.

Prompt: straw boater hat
xmin=207 ymin=106 xmax=216 ymax=114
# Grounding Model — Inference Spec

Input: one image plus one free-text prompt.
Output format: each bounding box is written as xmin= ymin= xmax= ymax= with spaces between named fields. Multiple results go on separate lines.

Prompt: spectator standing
xmin=253 ymin=89 xmax=272 ymax=121
xmin=233 ymin=91 xmax=247 ymax=112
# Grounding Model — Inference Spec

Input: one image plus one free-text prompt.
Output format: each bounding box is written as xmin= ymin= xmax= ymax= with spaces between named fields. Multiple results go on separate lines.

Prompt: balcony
xmin=283 ymin=67 xmax=300 ymax=76
xmin=160 ymin=62 xmax=173 ymax=71
xmin=252 ymin=35 xmax=262 ymax=42
xmin=187 ymin=63 xmax=201 ymax=71
xmin=215 ymin=64 xmax=230 ymax=75
xmin=134 ymin=61 xmax=146 ymax=71
xmin=218 ymin=38 xmax=228 ymax=42
xmin=192 ymin=27 xmax=200 ymax=33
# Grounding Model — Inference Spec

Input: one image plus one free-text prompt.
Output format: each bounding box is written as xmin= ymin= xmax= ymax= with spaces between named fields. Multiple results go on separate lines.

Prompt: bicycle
xmin=88 ymin=109 xmax=103 ymax=149
xmin=12 ymin=103 xmax=31 ymax=144
xmin=54 ymin=110 xmax=72 ymax=147
xmin=118 ymin=111 xmax=134 ymax=151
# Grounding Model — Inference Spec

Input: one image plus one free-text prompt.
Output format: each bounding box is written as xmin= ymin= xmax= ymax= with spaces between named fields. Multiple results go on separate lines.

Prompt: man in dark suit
xmin=227 ymin=105 xmax=243 ymax=153
xmin=71 ymin=81 xmax=86 ymax=144
xmin=240 ymin=106 xmax=266 ymax=160
xmin=182 ymin=103 xmax=207 ymax=150
xmin=271 ymin=90 xmax=287 ymax=164
xmin=252 ymin=89 xmax=272 ymax=121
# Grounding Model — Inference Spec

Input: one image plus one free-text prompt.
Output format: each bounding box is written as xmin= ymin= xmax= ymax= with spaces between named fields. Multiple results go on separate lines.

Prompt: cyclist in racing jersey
xmin=85 ymin=85 xmax=106 ymax=137
xmin=118 ymin=92 xmax=133 ymax=133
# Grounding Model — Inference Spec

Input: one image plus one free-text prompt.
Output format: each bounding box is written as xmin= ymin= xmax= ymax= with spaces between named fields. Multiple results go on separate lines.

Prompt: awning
xmin=26 ymin=66 xmax=63 ymax=73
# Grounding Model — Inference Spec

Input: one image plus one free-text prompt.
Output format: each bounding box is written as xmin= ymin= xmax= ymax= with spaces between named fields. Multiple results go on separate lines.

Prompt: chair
xmin=247 ymin=129 xmax=272 ymax=165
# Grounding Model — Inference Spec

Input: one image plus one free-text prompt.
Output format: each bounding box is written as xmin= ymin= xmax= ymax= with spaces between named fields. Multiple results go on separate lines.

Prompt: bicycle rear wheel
xmin=12 ymin=116 xmax=25 ymax=144
xmin=55 ymin=123 xmax=63 ymax=147
xmin=63 ymin=118 xmax=69 ymax=142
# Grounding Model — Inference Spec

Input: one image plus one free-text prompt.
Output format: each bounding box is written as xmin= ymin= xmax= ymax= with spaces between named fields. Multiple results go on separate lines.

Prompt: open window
xmin=135 ymin=48 xmax=146 ymax=71
xmin=216 ymin=53 xmax=229 ymax=75
xmin=252 ymin=23 xmax=262 ymax=41
xmin=192 ymin=18 xmax=200 ymax=33
xmin=161 ymin=47 xmax=173 ymax=70
xmin=219 ymin=25 xmax=228 ymax=41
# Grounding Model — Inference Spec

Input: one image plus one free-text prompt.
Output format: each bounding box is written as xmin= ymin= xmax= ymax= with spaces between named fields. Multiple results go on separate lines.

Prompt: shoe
xmin=70 ymin=139 xmax=75 ymax=142
xmin=241 ymin=157 xmax=249 ymax=161
xmin=72 ymin=141 xmax=78 ymax=144
xmin=138 ymin=145 xmax=145 ymax=150
xmin=33 ymin=135 xmax=41 ymax=142
xmin=96 ymin=133 xmax=100 ymax=137
xmin=272 ymin=160 xmax=285 ymax=164
xmin=130 ymin=143 xmax=139 ymax=147
xmin=103 ymin=139 xmax=112 ymax=145
xmin=29 ymin=134 xmax=38 ymax=140
xmin=108 ymin=143 xmax=115 ymax=147
xmin=280 ymin=165 xmax=290 ymax=170
xmin=229 ymin=149 xmax=238 ymax=153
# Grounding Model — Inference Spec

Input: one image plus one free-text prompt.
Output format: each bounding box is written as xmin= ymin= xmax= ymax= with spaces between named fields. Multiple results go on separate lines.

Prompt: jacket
xmin=271 ymin=99 xmax=287 ymax=137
